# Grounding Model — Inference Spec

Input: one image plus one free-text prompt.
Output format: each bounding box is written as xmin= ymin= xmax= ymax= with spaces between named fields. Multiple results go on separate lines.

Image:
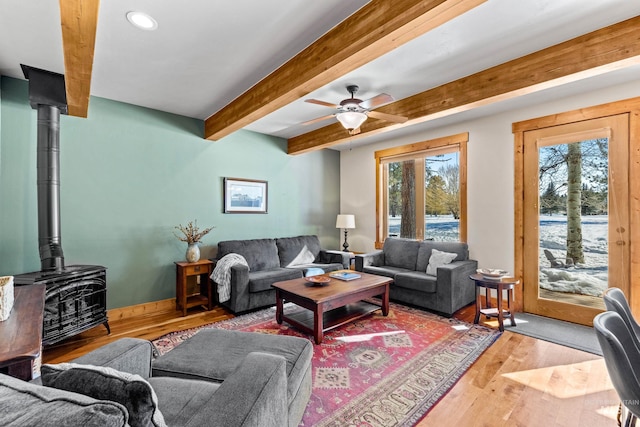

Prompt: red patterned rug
xmin=152 ymin=302 xmax=500 ymax=426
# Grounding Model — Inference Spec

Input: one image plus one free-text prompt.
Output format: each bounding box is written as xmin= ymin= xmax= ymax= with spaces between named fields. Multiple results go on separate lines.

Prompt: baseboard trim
xmin=108 ymin=298 xmax=175 ymax=321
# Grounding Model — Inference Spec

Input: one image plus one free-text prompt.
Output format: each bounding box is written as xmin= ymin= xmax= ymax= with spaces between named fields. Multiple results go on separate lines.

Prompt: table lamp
xmin=336 ymin=214 xmax=356 ymax=251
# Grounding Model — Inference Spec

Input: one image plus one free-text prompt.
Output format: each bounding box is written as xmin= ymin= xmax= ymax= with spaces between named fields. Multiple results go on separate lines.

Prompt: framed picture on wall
xmin=223 ymin=177 xmax=268 ymax=213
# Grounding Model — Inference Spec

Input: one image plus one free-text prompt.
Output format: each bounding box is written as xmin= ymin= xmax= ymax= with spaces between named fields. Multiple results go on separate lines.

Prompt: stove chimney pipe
xmin=21 ymin=65 xmax=68 ymax=271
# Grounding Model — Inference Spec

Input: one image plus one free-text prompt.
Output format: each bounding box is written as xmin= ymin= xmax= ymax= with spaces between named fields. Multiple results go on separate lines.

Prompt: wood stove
xmin=14 ymin=266 xmax=109 ymax=346
xmin=13 ymin=66 xmax=110 ymax=346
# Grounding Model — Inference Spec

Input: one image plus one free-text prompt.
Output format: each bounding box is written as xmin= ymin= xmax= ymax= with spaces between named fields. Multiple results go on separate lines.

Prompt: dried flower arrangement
xmin=174 ymin=220 xmax=214 ymax=244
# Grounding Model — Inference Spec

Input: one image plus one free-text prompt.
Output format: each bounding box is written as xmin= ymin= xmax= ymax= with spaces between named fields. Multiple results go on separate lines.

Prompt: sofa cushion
xmin=276 ymin=236 xmax=322 ymax=267
xmin=218 ymin=238 xmax=280 ymax=271
xmin=0 ymin=373 xmax=128 ymax=426
xmin=147 ymin=377 xmax=219 ymax=427
xmin=383 ymin=238 xmax=420 ymax=270
xmin=416 ymin=241 xmax=469 ymax=272
xmin=362 ymin=265 xmax=412 ymax=279
xmin=394 ymin=271 xmax=437 ymax=293
xmin=71 ymin=337 xmax=154 ymax=378
xmin=152 ymin=329 xmax=313 ymax=409
xmin=426 ymin=249 xmax=458 ymax=275
xmin=248 ymin=268 xmax=302 ymax=292
xmin=41 ymin=363 xmax=166 ymax=427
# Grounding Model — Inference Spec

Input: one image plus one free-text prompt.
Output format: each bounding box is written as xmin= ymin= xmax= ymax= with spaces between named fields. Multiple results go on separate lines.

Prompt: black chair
xmin=604 ymin=287 xmax=640 ymax=340
xmin=594 ymin=311 xmax=640 ymax=426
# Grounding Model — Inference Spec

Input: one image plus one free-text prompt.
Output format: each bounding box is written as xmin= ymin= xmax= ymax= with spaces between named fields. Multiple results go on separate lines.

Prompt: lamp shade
xmin=336 ymin=214 xmax=356 ymax=229
xmin=336 ymin=111 xmax=367 ymax=130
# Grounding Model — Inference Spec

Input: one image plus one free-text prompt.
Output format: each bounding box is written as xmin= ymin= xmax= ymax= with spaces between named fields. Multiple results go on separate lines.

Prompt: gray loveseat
xmin=355 ymin=238 xmax=477 ymax=316
xmin=214 ymin=235 xmax=349 ymax=313
xmin=0 ymin=332 xmax=313 ymax=427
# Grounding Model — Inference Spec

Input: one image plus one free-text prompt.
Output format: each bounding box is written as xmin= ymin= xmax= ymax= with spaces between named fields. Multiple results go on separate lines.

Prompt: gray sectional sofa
xmin=214 ymin=235 xmax=350 ymax=313
xmin=355 ymin=237 xmax=477 ymax=316
xmin=0 ymin=331 xmax=313 ymax=427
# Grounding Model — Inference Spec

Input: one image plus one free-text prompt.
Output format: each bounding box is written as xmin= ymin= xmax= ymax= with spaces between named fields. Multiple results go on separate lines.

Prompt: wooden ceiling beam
xmin=59 ymin=0 xmax=100 ymax=118
xmin=204 ymin=0 xmax=487 ymax=141
xmin=288 ymin=14 xmax=640 ymax=154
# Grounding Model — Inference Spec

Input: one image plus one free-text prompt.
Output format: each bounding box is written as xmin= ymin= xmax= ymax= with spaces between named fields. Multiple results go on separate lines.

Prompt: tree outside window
xmin=376 ymin=133 xmax=468 ymax=247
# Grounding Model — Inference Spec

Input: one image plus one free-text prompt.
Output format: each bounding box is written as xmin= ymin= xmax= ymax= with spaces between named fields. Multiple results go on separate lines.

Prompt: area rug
xmin=152 ymin=302 xmax=501 ymax=426
xmin=508 ymin=312 xmax=602 ymax=356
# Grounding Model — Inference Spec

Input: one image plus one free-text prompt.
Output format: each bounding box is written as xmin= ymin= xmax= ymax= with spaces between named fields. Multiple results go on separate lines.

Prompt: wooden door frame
xmin=513 ymin=97 xmax=640 ymax=316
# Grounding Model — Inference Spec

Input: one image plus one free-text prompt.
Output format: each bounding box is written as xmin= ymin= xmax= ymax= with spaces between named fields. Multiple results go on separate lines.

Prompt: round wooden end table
xmin=470 ymin=273 xmax=520 ymax=332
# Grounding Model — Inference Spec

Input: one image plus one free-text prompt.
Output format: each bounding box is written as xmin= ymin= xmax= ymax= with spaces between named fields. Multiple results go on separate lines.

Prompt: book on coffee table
xmin=329 ymin=271 xmax=361 ymax=281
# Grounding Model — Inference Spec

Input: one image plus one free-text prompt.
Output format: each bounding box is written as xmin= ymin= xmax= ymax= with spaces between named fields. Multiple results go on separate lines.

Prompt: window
xmin=375 ymin=133 xmax=468 ymax=248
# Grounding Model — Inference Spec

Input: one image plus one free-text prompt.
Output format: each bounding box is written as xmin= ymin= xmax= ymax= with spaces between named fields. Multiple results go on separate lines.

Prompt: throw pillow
xmin=0 ymin=372 xmax=128 ymax=427
xmin=41 ymin=363 xmax=166 ymax=427
xmin=305 ymin=267 xmax=325 ymax=277
xmin=426 ymin=249 xmax=458 ymax=276
xmin=287 ymin=245 xmax=316 ymax=267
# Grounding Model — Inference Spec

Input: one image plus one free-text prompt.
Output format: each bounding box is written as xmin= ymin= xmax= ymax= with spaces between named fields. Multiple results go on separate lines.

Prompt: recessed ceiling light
xmin=126 ymin=11 xmax=157 ymax=31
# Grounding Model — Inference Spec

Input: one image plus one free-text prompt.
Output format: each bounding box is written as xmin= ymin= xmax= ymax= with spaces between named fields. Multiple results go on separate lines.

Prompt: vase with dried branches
xmin=174 ymin=220 xmax=214 ymax=263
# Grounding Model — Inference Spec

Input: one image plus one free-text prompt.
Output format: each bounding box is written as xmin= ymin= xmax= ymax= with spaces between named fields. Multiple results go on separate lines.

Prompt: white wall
xmin=340 ymin=79 xmax=640 ymax=272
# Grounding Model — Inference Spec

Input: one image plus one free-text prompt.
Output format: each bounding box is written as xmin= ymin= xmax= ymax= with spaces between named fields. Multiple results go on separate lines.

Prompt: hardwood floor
xmin=419 ymin=309 xmax=619 ymax=426
xmin=43 ymin=301 xmax=619 ymax=426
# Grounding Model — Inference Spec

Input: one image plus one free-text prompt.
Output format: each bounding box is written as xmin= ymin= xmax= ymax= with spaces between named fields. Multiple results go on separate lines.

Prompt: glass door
xmin=523 ymin=114 xmax=630 ymax=325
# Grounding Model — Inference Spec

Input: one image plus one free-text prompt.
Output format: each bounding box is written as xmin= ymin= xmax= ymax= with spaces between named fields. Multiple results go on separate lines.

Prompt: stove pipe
xmin=21 ymin=65 xmax=68 ymax=271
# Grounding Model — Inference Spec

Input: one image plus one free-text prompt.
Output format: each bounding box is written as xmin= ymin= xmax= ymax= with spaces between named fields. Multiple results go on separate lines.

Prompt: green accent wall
xmin=0 ymin=76 xmax=340 ymax=308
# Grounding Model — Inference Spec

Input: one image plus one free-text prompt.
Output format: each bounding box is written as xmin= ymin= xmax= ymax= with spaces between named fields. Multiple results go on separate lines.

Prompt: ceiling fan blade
xmin=359 ymin=93 xmax=394 ymax=110
xmin=301 ymin=114 xmax=335 ymax=126
xmin=368 ymin=110 xmax=408 ymax=123
xmin=305 ymin=99 xmax=340 ymax=109
xmin=349 ymin=127 xmax=361 ymax=136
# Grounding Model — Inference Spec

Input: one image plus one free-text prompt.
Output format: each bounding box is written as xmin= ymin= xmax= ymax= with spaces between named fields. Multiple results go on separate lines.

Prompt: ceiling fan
xmin=303 ymin=85 xmax=408 ymax=135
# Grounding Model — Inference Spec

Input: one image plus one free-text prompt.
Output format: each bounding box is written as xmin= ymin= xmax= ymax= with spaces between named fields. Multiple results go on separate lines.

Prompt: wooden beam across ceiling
xmin=204 ymin=0 xmax=487 ymax=141
xmin=288 ymin=14 xmax=640 ymax=154
xmin=59 ymin=0 xmax=100 ymax=118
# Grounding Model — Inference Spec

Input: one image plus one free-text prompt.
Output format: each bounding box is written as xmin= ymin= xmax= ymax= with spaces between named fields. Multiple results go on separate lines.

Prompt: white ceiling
xmin=1 ymin=0 xmax=640 ymax=150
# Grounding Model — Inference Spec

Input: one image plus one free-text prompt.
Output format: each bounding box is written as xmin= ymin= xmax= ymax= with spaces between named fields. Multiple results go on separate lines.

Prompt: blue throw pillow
xmin=305 ymin=268 xmax=325 ymax=277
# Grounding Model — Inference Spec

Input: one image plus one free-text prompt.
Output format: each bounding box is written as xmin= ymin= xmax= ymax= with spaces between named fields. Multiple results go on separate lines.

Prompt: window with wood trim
xmin=375 ymin=133 xmax=468 ymax=248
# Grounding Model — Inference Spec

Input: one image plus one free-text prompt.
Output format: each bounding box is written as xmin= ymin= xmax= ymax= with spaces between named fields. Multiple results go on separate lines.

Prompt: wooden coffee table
xmin=272 ymin=272 xmax=392 ymax=344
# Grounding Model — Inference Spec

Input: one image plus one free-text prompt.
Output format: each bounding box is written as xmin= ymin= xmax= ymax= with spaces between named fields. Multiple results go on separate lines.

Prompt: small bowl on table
xmin=306 ymin=276 xmax=331 ymax=286
xmin=477 ymin=268 xmax=509 ymax=280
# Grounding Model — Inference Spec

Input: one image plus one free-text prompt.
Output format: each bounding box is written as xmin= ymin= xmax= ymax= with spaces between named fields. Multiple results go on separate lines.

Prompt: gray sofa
xmin=214 ymin=235 xmax=349 ymax=313
xmin=355 ymin=238 xmax=477 ymax=316
xmin=0 ymin=332 xmax=313 ymax=427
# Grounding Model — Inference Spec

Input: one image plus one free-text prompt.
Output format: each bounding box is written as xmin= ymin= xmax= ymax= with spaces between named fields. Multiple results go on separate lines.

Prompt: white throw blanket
xmin=211 ymin=253 xmax=249 ymax=303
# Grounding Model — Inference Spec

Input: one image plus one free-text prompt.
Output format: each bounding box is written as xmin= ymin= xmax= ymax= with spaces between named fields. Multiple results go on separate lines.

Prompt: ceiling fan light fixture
xmin=126 ymin=11 xmax=158 ymax=31
xmin=336 ymin=111 xmax=367 ymax=130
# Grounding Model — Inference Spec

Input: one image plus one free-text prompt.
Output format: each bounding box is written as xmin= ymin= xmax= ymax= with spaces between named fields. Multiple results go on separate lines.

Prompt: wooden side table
xmin=470 ymin=273 xmax=520 ymax=332
xmin=0 ymin=283 xmax=45 ymax=380
xmin=175 ymin=260 xmax=214 ymax=316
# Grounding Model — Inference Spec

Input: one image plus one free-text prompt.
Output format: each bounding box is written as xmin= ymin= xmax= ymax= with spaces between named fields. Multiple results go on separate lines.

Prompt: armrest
xmin=435 ymin=259 xmax=478 ymax=315
xmin=220 ymin=264 xmax=251 ymax=313
xmin=230 ymin=263 xmax=250 ymax=283
xmin=355 ymin=250 xmax=384 ymax=271
xmin=321 ymin=250 xmax=351 ymax=268
xmin=185 ymin=352 xmax=288 ymax=427
xmin=436 ymin=259 xmax=478 ymax=286
xmin=71 ymin=338 xmax=153 ymax=379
